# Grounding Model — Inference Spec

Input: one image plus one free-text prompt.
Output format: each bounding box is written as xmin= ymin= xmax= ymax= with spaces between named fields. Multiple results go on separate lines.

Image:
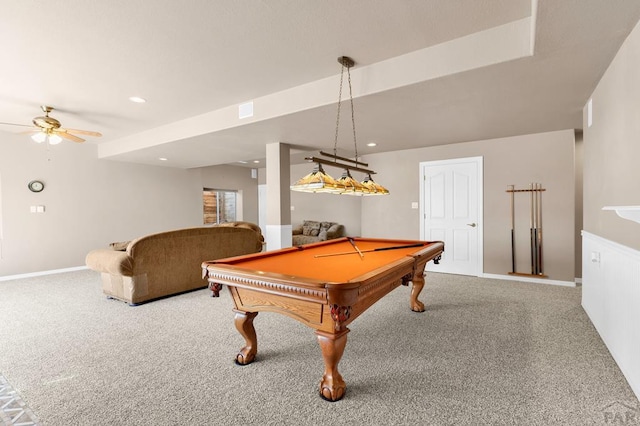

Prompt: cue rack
xmin=506 ymin=183 xmax=547 ymax=278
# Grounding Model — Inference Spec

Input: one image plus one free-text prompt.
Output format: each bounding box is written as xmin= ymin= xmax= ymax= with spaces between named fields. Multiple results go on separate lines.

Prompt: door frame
xmin=419 ymin=156 xmax=484 ymax=276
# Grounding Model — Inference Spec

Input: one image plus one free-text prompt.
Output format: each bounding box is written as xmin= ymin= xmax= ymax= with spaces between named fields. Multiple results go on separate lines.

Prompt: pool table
xmin=202 ymin=237 xmax=444 ymax=401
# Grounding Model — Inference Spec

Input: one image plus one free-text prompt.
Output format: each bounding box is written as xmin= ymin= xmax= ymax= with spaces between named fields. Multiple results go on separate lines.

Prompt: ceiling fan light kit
xmin=31 ymin=129 xmax=62 ymax=145
xmin=49 ymin=134 xmax=63 ymax=145
xmin=31 ymin=132 xmax=47 ymax=143
xmin=2 ymin=105 xmax=102 ymax=145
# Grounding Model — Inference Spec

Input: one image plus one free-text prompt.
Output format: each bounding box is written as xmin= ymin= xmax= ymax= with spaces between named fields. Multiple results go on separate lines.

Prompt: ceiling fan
xmin=0 ymin=105 xmax=102 ymax=144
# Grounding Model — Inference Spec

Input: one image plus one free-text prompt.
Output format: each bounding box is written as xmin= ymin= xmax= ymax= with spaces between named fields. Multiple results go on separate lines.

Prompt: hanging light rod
xmin=318 ymin=151 xmax=369 ymax=167
xmin=305 ymin=156 xmax=376 ymax=175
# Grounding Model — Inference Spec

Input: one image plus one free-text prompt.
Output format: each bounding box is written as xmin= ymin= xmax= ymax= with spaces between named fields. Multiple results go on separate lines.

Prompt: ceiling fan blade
xmin=61 ymin=127 xmax=102 ymax=137
xmin=19 ymin=129 xmax=40 ymax=135
xmin=55 ymin=130 xmax=85 ymax=143
xmin=0 ymin=121 xmax=33 ymax=128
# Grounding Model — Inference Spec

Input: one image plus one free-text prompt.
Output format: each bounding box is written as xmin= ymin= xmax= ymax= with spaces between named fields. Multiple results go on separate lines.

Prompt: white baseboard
xmin=0 ymin=266 xmax=88 ymax=282
xmin=481 ymin=273 xmax=576 ymax=287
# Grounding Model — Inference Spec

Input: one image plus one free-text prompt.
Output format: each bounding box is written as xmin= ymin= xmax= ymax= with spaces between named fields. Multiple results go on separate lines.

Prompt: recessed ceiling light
xmin=159 ymin=157 xmax=168 ymax=161
xmin=237 ymin=160 xmax=248 ymax=164
xmin=129 ymin=96 xmax=146 ymax=103
xmin=253 ymin=160 xmax=260 ymax=164
xmin=367 ymin=142 xmax=377 ymax=147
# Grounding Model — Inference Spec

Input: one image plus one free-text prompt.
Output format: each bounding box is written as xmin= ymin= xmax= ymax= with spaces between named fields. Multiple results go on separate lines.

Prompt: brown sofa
xmin=292 ymin=220 xmax=345 ymax=246
xmin=85 ymin=223 xmax=263 ymax=305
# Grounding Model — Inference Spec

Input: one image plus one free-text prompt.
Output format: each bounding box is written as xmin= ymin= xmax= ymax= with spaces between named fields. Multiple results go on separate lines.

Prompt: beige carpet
xmin=0 ymin=270 xmax=638 ymax=425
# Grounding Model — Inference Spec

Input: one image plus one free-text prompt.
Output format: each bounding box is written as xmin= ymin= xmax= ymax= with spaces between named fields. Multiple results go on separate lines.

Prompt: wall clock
xmin=28 ymin=180 xmax=45 ymax=193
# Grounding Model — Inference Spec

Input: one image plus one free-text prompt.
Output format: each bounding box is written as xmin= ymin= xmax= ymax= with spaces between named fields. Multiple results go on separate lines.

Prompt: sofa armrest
xmin=109 ymin=240 xmax=130 ymax=251
xmin=85 ymin=249 xmax=134 ymax=276
xmin=326 ymin=224 xmax=345 ymax=239
xmin=292 ymin=224 xmax=303 ymax=235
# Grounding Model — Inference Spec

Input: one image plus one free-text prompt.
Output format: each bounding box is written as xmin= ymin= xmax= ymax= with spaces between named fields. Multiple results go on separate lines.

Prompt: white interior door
xmin=421 ymin=157 xmax=483 ymax=276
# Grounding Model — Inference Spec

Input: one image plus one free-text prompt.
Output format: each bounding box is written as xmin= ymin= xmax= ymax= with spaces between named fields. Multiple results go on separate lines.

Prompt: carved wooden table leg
xmin=409 ymin=266 xmax=426 ymax=312
xmin=209 ymin=282 xmax=223 ymax=297
xmin=316 ymin=329 xmax=349 ymax=402
xmin=234 ymin=310 xmax=258 ymax=365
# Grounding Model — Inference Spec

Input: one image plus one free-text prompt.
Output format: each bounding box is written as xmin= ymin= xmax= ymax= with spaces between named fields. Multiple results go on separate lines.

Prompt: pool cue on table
xmin=348 ymin=237 xmax=364 ymax=259
xmin=314 ymin=243 xmax=426 ymax=258
xmin=509 ymin=185 xmax=516 ymax=273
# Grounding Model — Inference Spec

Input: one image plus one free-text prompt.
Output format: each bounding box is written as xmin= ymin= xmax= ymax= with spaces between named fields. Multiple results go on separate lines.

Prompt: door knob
xmin=467 ymin=223 xmax=477 ymax=227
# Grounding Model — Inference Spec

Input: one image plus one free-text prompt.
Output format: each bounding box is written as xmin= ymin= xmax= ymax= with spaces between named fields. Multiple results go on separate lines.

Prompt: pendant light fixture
xmin=287 ymin=163 xmax=344 ymax=193
xmin=361 ymin=174 xmax=390 ymax=195
xmin=290 ymin=56 xmax=389 ymax=195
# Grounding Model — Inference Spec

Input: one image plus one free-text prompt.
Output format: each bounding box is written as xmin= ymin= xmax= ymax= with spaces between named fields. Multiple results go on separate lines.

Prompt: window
xmin=203 ymin=189 xmax=237 ymax=224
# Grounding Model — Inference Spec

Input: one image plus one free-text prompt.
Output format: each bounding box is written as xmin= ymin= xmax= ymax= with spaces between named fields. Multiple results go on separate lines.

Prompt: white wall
xmin=583 ymin=18 xmax=640 ymax=249
xmin=0 ymin=131 xmax=275 ymax=278
xmin=361 ymin=130 xmax=577 ymax=282
xmin=581 ymin=16 xmax=640 ymax=401
xmin=0 ymin=134 xmax=203 ymax=277
xmin=1 ymin=128 xmax=579 ymax=281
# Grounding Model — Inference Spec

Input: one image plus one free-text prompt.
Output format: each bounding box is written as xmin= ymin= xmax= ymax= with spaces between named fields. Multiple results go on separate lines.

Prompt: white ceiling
xmin=1 ymin=0 xmax=640 ymax=169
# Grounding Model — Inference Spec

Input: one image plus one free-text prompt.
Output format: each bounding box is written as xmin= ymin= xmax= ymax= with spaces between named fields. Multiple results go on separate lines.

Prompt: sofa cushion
xmin=292 ymin=224 xmax=303 ymax=235
xmin=326 ymin=223 xmax=344 ymax=239
xmin=320 ymin=221 xmax=334 ymax=232
xmin=293 ymin=235 xmax=324 ymax=245
xmin=213 ymin=221 xmax=264 ymax=251
xmin=302 ymin=220 xmax=321 ymax=236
